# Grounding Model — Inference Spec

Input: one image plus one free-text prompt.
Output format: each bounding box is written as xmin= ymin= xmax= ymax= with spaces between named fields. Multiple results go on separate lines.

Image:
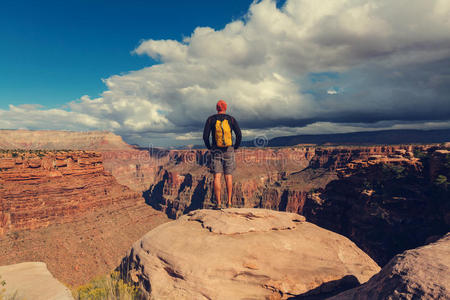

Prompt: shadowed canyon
xmin=0 ymin=130 xmax=448 ymax=298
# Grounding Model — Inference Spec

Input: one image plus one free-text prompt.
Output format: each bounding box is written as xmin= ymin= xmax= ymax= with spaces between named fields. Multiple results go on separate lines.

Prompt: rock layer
xmin=0 ymin=150 xmax=168 ymax=286
xmin=143 ymin=145 xmax=449 ymax=266
xmin=0 ymin=130 xmax=132 ymax=150
xmin=0 ymin=151 xmax=141 ymax=233
xmin=145 ymin=145 xmax=430 ymax=219
xmin=120 ymin=208 xmax=380 ymax=300
xmin=304 ymin=148 xmax=450 ymax=265
xmin=0 ymin=262 xmax=74 ymax=300
xmin=102 ymin=149 xmax=166 ymax=192
xmin=330 ymin=233 xmax=450 ymax=300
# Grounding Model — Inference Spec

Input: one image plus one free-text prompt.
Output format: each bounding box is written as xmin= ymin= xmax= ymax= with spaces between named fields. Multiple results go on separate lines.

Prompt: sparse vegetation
xmin=0 ymin=275 xmax=21 ymax=300
xmin=309 ymin=187 xmax=322 ymax=193
xmin=382 ymin=164 xmax=407 ymax=180
xmin=413 ymin=148 xmax=427 ymax=159
xmin=434 ymin=175 xmax=448 ymax=188
xmin=72 ymin=271 xmax=143 ymax=300
xmin=0 ymin=149 xmax=84 ymax=159
xmin=0 ymin=277 xmax=5 ymax=295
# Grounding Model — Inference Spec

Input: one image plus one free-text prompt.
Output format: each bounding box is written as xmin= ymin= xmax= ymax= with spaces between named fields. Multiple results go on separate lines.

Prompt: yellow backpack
xmin=215 ymin=119 xmax=232 ymax=147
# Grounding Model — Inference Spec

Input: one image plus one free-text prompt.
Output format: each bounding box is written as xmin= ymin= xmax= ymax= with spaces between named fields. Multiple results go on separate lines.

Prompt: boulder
xmin=330 ymin=233 xmax=450 ymax=300
xmin=120 ymin=208 xmax=380 ymax=299
xmin=0 ymin=262 xmax=73 ymax=300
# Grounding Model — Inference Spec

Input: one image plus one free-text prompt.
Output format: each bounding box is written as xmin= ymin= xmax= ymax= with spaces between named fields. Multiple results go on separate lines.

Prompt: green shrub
xmin=72 ymin=271 xmax=142 ymax=300
xmin=434 ymin=175 xmax=448 ymax=188
xmin=413 ymin=149 xmax=428 ymax=159
xmin=382 ymin=164 xmax=406 ymax=179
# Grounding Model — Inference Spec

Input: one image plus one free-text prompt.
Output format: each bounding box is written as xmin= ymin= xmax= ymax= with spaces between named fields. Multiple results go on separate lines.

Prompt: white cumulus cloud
xmin=2 ymin=0 xmax=450 ymax=146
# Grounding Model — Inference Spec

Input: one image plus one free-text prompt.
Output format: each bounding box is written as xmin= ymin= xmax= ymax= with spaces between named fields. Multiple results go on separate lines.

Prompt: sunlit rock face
xmin=330 ymin=233 xmax=450 ymax=300
xmin=142 ymin=144 xmax=448 ymax=266
xmin=143 ymin=145 xmax=430 ymax=219
xmin=0 ymin=150 xmax=168 ymax=286
xmin=120 ymin=208 xmax=380 ymax=300
xmin=0 ymin=151 xmax=141 ymax=233
xmin=0 ymin=262 xmax=74 ymax=300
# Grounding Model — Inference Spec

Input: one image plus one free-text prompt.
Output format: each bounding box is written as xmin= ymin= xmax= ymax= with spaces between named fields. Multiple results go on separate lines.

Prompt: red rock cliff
xmin=143 ymin=144 xmax=448 ymax=266
xmin=0 ymin=150 xmax=168 ymax=286
xmin=144 ymin=145 xmax=431 ymax=218
xmin=0 ymin=151 xmax=139 ymax=234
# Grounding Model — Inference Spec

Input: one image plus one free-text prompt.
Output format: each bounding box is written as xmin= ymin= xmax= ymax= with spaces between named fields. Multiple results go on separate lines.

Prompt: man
xmin=203 ymin=99 xmax=242 ymax=209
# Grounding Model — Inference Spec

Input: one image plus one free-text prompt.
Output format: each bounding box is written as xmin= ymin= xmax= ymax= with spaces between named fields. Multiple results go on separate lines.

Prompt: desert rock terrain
xmin=120 ymin=208 xmax=380 ymax=299
xmin=0 ymin=149 xmax=168 ymax=286
xmin=0 ymin=129 xmax=132 ymax=150
xmin=142 ymin=144 xmax=449 ymax=266
xmin=0 ymin=130 xmax=448 ymax=294
xmin=0 ymin=262 xmax=74 ymax=300
xmin=330 ymin=233 xmax=450 ymax=299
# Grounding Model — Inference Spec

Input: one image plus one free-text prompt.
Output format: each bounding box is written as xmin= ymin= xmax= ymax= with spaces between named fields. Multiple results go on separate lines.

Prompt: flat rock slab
xmin=188 ymin=208 xmax=306 ymax=234
xmin=0 ymin=262 xmax=74 ymax=300
xmin=330 ymin=233 xmax=450 ymax=300
xmin=121 ymin=208 xmax=380 ymax=299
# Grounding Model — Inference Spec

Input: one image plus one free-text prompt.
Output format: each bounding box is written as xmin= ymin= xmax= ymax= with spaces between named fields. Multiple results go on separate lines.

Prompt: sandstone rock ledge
xmin=0 ymin=262 xmax=73 ymax=300
xmin=120 ymin=208 xmax=380 ymax=299
xmin=330 ymin=233 xmax=450 ymax=300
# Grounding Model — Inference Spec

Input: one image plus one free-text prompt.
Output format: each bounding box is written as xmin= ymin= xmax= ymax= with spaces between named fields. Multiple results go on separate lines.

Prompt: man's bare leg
xmin=225 ymin=174 xmax=233 ymax=207
xmin=214 ymin=173 xmax=222 ymax=208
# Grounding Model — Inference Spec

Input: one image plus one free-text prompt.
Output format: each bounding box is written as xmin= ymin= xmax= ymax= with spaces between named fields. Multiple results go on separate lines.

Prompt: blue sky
xmin=0 ymin=0 xmax=449 ymax=147
xmin=0 ymin=0 xmax=253 ymax=109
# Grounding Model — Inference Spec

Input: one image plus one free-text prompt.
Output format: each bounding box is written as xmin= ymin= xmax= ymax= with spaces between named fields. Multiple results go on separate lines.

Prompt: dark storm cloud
xmin=1 ymin=0 xmax=449 ymax=146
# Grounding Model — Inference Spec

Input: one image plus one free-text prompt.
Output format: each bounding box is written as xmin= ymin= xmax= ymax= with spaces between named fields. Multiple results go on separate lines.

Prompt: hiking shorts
xmin=210 ymin=147 xmax=236 ymax=175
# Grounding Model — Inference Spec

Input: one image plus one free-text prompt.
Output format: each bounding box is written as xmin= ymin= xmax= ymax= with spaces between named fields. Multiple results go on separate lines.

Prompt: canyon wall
xmin=0 ymin=129 xmax=447 ymax=279
xmin=0 ymin=151 xmax=136 ymax=233
xmin=144 ymin=145 xmax=427 ymax=218
xmin=303 ymin=148 xmax=450 ymax=265
xmin=102 ymin=149 xmax=167 ymax=192
xmin=0 ymin=150 xmax=168 ymax=286
xmin=142 ymin=144 xmax=449 ymax=265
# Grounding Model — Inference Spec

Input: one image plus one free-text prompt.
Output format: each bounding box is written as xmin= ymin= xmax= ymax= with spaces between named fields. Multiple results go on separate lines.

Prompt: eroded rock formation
xmin=120 ymin=208 xmax=380 ymax=299
xmin=144 ymin=145 xmax=431 ymax=218
xmin=102 ymin=149 xmax=167 ymax=192
xmin=330 ymin=233 xmax=450 ymax=299
xmin=0 ymin=150 xmax=168 ymax=286
xmin=0 ymin=151 xmax=140 ymax=233
xmin=141 ymin=144 xmax=449 ymax=267
xmin=304 ymin=148 xmax=450 ymax=265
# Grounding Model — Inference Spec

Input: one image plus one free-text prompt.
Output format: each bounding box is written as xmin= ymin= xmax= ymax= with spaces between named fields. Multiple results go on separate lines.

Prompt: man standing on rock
xmin=203 ymin=100 xmax=242 ymax=209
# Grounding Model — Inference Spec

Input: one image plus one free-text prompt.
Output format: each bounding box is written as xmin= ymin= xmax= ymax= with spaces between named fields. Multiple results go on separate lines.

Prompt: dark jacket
xmin=203 ymin=113 xmax=242 ymax=150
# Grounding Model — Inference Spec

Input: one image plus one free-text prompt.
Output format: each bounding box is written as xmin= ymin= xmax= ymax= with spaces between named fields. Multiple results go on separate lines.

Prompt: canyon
xmin=142 ymin=145 xmax=429 ymax=216
xmin=0 ymin=130 xmax=448 ymax=292
xmin=0 ymin=149 xmax=168 ymax=286
xmin=140 ymin=144 xmax=449 ymax=265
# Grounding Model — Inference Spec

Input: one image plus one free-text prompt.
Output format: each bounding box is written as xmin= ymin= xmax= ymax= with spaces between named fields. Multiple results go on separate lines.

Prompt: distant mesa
xmin=0 ymin=129 xmax=132 ymax=150
xmin=241 ymin=129 xmax=450 ymax=147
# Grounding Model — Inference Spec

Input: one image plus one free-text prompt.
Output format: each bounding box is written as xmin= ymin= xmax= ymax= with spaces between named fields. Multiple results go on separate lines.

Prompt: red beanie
xmin=216 ymin=100 xmax=227 ymax=112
